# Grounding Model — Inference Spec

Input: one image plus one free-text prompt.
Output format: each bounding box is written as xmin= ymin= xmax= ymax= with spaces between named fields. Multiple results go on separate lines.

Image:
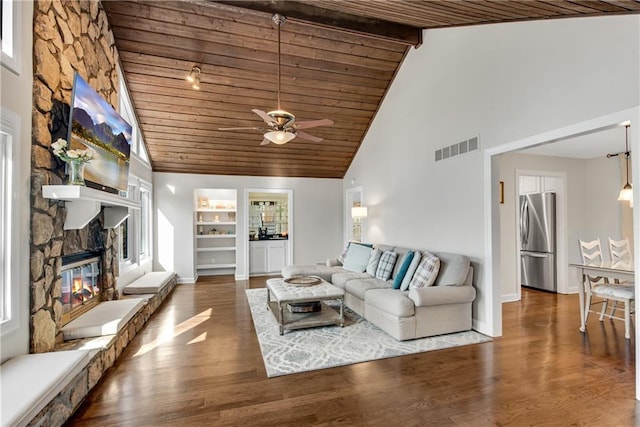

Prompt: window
xmin=119 ymin=179 xmax=153 ymax=269
xmin=117 ymin=66 xmax=150 ymax=163
xmin=118 ymin=183 xmax=137 ymax=266
xmin=139 ymin=181 xmax=152 ymax=260
xmin=1 ymin=0 xmax=22 ymax=74
xmin=119 ymin=219 xmax=129 ymax=262
xmin=0 ymin=107 xmax=20 ymax=335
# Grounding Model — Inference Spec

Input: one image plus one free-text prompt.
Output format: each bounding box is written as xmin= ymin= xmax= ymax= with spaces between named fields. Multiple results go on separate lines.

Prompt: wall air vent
xmin=435 ymin=135 xmax=480 ymax=162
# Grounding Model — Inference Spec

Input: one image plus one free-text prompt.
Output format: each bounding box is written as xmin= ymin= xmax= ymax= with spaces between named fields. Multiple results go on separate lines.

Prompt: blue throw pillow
xmin=393 ymin=251 xmax=414 ymax=289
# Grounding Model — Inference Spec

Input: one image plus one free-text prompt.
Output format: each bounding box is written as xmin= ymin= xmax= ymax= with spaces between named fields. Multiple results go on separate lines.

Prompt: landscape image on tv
xmin=68 ymin=73 xmax=132 ymax=193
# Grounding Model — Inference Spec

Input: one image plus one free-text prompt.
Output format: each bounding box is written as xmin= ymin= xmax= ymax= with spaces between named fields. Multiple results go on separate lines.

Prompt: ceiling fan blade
xmin=218 ymin=127 xmax=264 ymax=131
xmin=260 ymin=138 xmax=271 ymax=146
xmin=295 ymin=131 xmax=323 ymax=143
xmin=252 ymin=109 xmax=277 ymax=126
xmin=294 ymin=119 xmax=334 ymax=130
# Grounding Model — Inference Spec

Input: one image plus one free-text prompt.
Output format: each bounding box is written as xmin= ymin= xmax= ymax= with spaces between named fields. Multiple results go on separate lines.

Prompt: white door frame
xmin=244 ymin=188 xmax=294 ymax=276
xmin=484 ymin=106 xmax=640 ymax=399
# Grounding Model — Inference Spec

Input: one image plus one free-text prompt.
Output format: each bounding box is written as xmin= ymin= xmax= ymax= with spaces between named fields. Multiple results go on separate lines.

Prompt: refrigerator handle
xmin=520 ymin=198 xmax=529 ymax=246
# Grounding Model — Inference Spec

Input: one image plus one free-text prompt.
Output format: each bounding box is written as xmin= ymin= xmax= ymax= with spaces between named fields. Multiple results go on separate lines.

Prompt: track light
xmin=186 ymin=66 xmax=201 ymax=90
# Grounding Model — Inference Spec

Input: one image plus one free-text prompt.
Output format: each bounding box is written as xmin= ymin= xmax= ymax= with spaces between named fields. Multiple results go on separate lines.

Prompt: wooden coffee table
xmin=266 ymin=277 xmax=345 ymax=335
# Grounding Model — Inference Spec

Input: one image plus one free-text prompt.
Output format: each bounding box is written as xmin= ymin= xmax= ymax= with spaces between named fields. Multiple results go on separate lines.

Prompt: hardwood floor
xmin=67 ymin=277 xmax=638 ymax=426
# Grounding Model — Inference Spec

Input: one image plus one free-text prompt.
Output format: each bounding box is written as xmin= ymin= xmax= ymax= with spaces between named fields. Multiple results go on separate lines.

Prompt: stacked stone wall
xmin=31 ymin=0 xmax=121 ymax=353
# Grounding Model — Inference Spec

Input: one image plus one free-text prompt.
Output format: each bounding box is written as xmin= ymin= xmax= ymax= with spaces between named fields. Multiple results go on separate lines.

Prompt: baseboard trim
xmin=177 ymin=276 xmax=197 ymax=284
xmin=502 ymin=293 xmax=520 ymax=303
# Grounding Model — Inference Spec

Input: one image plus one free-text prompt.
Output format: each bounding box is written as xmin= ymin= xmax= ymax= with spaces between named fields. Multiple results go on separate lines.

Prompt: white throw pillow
xmin=366 ymin=248 xmax=382 ymax=275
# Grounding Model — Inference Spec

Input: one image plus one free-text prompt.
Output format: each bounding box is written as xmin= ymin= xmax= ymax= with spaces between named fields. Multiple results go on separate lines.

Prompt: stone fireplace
xmin=31 ymin=0 xmax=121 ymax=353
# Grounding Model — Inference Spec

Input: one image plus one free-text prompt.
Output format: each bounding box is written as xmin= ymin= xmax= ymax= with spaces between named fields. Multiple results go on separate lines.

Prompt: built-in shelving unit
xmin=43 ymin=185 xmax=140 ymax=230
xmin=194 ymin=189 xmax=237 ymax=277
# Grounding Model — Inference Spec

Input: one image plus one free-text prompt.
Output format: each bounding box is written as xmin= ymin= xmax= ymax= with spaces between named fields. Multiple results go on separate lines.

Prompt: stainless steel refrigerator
xmin=520 ymin=192 xmax=557 ymax=292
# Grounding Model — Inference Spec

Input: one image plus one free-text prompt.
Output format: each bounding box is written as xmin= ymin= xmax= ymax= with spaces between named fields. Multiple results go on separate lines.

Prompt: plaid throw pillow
xmin=375 ymin=250 xmax=397 ymax=281
xmin=408 ymin=252 xmax=441 ymax=289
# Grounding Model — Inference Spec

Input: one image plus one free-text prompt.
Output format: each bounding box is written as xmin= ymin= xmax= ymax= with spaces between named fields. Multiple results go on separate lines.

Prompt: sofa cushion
xmin=343 ymin=242 xmax=373 ymax=272
xmin=366 ymin=288 xmax=415 ymax=317
xmin=282 ymin=264 xmax=345 ymax=282
xmin=331 ymin=271 xmax=371 ymax=289
xmin=392 ymin=251 xmax=415 ymax=289
xmin=409 ymin=252 xmax=441 ymax=289
xmin=345 ymin=277 xmax=391 ymax=300
xmin=400 ymin=251 xmax=422 ymax=291
xmin=375 ymin=251 xmax=397 ymax=280
xmin=432 ymin=252 xmax=471 ymax=286
xmin=366 ymin=248 xmax=382 ymax=275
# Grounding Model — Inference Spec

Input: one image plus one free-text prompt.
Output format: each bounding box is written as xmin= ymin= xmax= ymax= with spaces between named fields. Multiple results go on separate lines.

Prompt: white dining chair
xmin=579 ymin=238 xmax=635 ymax=339
xmin=609 ymin=237 xmax=633 ymax=267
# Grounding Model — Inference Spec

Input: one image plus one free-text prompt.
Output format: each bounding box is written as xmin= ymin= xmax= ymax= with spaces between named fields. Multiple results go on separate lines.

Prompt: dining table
xmin=570 ymin=261 xmax=634 ymax=334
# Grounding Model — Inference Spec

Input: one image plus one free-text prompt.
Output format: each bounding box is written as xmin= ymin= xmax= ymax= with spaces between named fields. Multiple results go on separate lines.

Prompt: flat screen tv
xmin=67 ymin=73 xmax=132 ymax=193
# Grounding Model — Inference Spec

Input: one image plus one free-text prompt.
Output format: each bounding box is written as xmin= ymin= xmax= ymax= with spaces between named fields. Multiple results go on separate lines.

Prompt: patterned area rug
xmin=246 ymin=288 xmax=491 ymax=377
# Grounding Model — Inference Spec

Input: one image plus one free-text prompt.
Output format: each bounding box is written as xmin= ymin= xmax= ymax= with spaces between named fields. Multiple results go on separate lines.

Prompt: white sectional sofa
xmin=282 ymin=244 xmax=476 ymax=340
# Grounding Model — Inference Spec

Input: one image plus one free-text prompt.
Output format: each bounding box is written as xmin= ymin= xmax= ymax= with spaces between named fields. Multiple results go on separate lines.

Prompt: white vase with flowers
xmin=51 ymin=138 xmax=94 ymax=186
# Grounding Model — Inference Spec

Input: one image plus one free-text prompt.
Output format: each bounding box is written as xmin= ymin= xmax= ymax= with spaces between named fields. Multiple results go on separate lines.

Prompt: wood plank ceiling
xmin=103 ymin=0 xmax=640 ymax=179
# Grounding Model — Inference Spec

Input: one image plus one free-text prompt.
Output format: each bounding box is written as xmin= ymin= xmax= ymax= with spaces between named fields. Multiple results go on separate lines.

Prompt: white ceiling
xmin=519 ymin=125 xmax=628 ymax=160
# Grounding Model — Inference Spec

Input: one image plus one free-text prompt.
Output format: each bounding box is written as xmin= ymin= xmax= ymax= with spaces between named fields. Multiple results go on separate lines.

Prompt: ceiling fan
xmin=219 ymin=14 xmax=334 ymax=145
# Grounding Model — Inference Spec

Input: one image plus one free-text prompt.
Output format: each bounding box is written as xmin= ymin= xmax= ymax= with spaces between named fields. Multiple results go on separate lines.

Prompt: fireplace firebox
xmin=61 ymin=251 xmax=102 ymax=324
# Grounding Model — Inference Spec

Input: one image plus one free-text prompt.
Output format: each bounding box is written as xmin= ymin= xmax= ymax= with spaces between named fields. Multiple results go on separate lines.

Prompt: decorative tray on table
xmin=283 ymin=276 xmax=322 ymax=286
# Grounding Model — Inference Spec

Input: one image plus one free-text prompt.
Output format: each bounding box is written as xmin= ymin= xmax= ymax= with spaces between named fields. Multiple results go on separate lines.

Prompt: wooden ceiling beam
xmin=212 ymin=0 xmax=422 ymax=47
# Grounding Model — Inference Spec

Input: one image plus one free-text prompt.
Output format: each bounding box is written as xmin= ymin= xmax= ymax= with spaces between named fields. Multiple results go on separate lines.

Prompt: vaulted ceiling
xmin=103 ymin=0 xmax=640 ymax=179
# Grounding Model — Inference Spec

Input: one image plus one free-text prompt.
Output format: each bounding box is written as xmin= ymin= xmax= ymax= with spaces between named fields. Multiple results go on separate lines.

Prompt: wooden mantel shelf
xmin=42 ymin=185 xmax=140 ymax=230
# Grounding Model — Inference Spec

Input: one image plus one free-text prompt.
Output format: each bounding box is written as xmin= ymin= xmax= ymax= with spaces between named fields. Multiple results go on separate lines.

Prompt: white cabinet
xmin=194 ymin=189 xmax=237 ymax=277
xmin=267 ymin=240 xmax=286 ymax=273
xmin=250 ymin=240 xmax=287 ymax=275
xmin=520 ymin=176 xmax=541 ymax=194
xmin=520 ymin=175 xmax=561 ymax=195
xmin=250 ymin=241 xmax=268 ymax=274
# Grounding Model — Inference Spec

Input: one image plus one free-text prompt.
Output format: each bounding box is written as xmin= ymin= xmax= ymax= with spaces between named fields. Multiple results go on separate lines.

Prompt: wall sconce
xmin=351 ymin=206 xmax=368 ymax=218
xmin=186 ymin=66 xmax=201 ymax=90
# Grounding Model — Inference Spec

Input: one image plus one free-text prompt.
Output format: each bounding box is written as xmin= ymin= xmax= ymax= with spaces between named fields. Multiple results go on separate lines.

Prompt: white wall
xmin=0 ymin=0 xmax=33 ymax=362
xmin=153 ymin=172 xmax=343 ymax=282
xmin=498 ymin=152 xmax=624 ymax=300
xmin=345 ymin=15 xmax=640 ymax=336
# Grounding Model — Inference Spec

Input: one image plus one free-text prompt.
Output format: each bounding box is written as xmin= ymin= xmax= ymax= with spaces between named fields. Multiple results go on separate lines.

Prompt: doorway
xmin=345 ymin=186 xmax=365 ymax=243
xmin=485 ymin=107 xmax=640 ymax=398
xmin=245 ymin=188 xmax=293 ymax=276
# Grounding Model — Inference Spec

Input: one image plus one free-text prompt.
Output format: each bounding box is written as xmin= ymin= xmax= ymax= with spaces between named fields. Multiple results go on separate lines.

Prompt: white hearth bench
xmin=122 ymin=271 xmax=176 ymax=296
xmin=0 ymin=350 xmax=91 ymax=427
xmin=0 ymin=271 xmax=177 ymax=426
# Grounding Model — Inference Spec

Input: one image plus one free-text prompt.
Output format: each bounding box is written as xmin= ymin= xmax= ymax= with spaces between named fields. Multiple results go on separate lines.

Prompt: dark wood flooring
xmin=66 ymin=276 xmax=638 ymax=426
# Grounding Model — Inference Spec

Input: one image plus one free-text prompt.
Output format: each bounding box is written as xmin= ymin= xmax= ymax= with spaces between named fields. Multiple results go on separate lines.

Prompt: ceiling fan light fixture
xmin=265 ymin=130 xmax=295 ymax=145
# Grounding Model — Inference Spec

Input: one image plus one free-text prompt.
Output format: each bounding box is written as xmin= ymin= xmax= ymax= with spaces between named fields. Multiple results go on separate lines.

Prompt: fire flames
xmin=72 ymin=277 xmax=95 ymax=305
